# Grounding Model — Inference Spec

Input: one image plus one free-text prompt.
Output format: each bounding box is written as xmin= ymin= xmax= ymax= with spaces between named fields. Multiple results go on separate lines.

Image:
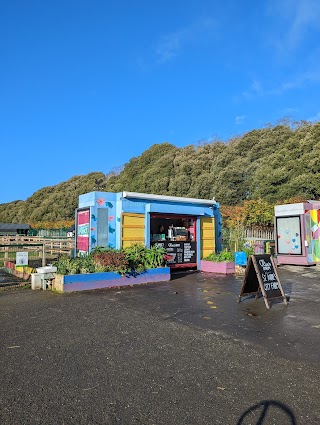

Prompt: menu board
xmin=255 ymin=254 xmax=282 ymax=299
xmin=238 ymin=254 xmax=287 ymax=309
xmin=151 ymin=241 xmax=197 ymax=266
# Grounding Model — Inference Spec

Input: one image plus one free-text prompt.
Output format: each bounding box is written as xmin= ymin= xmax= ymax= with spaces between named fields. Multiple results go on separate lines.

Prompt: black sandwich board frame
xmin=238 ymin=254 xmax=287 ymax=309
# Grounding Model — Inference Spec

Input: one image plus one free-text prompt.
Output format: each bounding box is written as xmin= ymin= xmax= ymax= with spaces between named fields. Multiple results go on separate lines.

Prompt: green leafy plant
xmin=124 ymin=243 xmax=166 ymax=272
xmin=143 ymin=244 xmax=166 ymax=269
xmin=79 ymin=255 xmax=95 ymax=274
xmin=124 ymin=243 xmax=147 ymax=273
xmin=203 ymin=251 xmax=235 ymax=262
xmin=53 ymin=243 xmax=167 ymax=276
xmin=53 ymin=255 xmax=72 ymax=275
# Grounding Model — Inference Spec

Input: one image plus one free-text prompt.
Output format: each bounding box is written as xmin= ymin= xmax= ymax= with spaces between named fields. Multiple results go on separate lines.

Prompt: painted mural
xmin=310 ymin=209 xmax=320 ymax=262
xmin=88 ymin=197 xmax=116 ymax=250
xmin=276 ymin=216 xmax=302 ymax=255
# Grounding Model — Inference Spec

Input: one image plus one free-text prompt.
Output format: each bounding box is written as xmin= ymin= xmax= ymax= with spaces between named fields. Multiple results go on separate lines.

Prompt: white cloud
xmin=154 ymin=18 xmax=216 ymax=64
xmin=241 ymin=80 xmax=263 ymax=99
xmin=252 ymin=80 xmax=263 ymax=94
xmin=268 ymin=0 xmax=320 ymax=51
xmin=242 ymin=69 xmax=320 ymax=99
xmin=156 ymin=30 xmax=186 ymax=63
xmin=235 ymin=115 xmax=246 ymax=125
xmin=272 ymin=70 xmax=320 ymax=94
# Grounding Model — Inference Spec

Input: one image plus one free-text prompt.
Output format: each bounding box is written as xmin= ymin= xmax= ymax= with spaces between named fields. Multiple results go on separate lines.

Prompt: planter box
xmin=3 ymin=261 xmax=34 ymax=280
xmin=52 ymin=267 xmax=171 ymax=293
xmin=200 ymin=260 xmax=235 ymax=274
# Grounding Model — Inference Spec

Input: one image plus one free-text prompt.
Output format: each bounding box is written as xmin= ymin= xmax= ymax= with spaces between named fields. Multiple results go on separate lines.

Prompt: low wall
xmin=276 ymin=255 xmax=316 ymax=266
xmin=53 ymin=267 xmax=171 ymax=292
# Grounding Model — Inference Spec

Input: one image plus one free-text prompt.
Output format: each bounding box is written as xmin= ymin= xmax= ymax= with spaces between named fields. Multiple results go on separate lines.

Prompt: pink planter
xmin=200 ymin=260 xmax=235 ymax=274
xmin=4 ymin=261 xmax=32 ymax=280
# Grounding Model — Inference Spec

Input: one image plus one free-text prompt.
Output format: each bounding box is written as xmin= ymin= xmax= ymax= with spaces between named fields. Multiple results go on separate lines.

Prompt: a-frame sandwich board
xmin=238 ymin=254 xmax=287 ymax=309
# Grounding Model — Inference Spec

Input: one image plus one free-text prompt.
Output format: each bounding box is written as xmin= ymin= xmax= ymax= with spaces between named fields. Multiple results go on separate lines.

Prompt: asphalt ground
xmin=0 ymin=270 xmax=29 ymax=289
xmin=0 ymin=265 xmax=320 ymax=424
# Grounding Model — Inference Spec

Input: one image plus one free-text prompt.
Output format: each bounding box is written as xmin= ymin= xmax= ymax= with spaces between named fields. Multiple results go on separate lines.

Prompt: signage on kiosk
xmin=150 ymin=214 xmax=197 ymax=268
xmin=238 ymin=254 xmax=287 ymax=309
xmin=153 ymin=241 xmax=197 ymax=266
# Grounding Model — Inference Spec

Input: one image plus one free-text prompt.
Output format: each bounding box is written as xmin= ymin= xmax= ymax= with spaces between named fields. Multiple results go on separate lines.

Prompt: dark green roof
xmin=0 ymin=223 xmax=30 ymax=231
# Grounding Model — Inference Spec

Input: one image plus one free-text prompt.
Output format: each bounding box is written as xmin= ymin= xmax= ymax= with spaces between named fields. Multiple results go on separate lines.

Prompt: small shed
xmin=75 ymin=191 xmax=222 ymax=270
xmin=0 ymin=223 xmax=30 ymax=236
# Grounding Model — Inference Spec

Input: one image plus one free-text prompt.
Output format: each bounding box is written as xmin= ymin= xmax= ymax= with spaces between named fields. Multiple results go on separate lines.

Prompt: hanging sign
xmin=238 ymin=254 xmax=287 ymax=309
xmin=16 ymin=252 xmax=28 ymax=266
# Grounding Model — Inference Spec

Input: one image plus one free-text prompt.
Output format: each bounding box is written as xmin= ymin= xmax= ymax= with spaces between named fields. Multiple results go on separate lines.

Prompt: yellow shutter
xmin=200 ymin=217 xmax=215 ymax=259
xmin=122 ymin=213 xmax=145 ymax=248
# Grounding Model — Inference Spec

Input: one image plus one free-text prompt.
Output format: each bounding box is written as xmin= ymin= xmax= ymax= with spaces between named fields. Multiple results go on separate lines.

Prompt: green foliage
xmin=124 ymin=243 xmax=166 ymax=271
xmin=52 ymin=243 xmax=166 ymax=275
xmin=242 ymin=245 xmax=255 ymax=258
xmin=92 ymin=248 xmax=130 ymax=275
xmin=204 ymin=251 xmax=235 ymax=262
xmin=0 ymin=120 xmax=319 ymax=225
xmin=53 ymin=255 xmax=72 ymax=275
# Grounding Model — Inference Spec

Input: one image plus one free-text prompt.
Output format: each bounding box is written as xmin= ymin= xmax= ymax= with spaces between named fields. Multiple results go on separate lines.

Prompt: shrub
xmin=203 ymin=251 xmax=235 ymax=262
xmin=92 ymin=249 xmax=130 ymax=275
xmin=53 ymin=244 xmax=167 ymax=275
xmin=124 ymin=243 xmax=166 ymax=272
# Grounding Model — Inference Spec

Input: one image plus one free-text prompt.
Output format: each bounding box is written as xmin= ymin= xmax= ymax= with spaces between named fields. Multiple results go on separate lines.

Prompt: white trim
xmin=274 ymin=203 xmax=305 ymax=216
xmin=122 ymin=191 xmax=216 ymax=206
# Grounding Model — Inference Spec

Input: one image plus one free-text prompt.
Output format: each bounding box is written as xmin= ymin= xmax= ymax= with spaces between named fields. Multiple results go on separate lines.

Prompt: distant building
xmin=67 ymin=225 xmax=75 ymax=238
xmin=0 ymin=223 xmax=30 ymax=236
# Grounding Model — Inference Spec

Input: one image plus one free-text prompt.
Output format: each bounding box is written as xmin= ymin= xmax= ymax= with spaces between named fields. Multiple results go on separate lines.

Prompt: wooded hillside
xmin=1 ymin=120 xmax=319 ymax=226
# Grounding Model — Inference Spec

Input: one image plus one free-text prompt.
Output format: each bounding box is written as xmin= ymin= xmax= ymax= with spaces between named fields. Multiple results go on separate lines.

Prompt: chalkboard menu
xmin=151 ymin=241 xmax=197 ymax=266
xmin=238 ymin=254 xmax=287 ymax=309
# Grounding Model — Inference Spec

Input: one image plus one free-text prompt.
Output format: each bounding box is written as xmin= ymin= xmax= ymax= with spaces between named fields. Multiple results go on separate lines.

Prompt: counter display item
xmin=151 ymin=233 xmax=166 ymax=241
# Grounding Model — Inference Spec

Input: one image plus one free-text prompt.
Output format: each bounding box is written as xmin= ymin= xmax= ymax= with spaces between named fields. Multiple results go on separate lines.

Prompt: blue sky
xmin=1 ymin=0 xmax=320 ymax=204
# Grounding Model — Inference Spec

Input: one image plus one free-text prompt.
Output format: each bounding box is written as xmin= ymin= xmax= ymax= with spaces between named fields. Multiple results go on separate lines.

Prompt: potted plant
xmin=200 ymin=251 xmax=235 ymax=274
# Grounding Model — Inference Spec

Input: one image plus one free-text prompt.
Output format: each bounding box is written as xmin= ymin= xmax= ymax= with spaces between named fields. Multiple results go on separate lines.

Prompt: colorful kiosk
xmin=75 ymin=191 xmax=221 ymax=269
xmin=274 ymin=201 xmax=320 ymax=266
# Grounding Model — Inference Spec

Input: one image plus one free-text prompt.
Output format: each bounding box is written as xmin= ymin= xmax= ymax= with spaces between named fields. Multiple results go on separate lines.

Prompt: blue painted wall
xmin=78 ymin=192 xmax=222 ymax=253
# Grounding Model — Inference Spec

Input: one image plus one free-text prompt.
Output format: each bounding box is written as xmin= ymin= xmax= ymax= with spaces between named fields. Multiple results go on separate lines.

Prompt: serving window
xmin=150 ymin=214 xmax=197 ymax=268
xmin=150 ymin=214 xmax=196 ymax=242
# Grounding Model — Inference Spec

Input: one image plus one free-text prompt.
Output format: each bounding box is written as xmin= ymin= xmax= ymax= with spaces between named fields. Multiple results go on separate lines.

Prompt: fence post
xmin=42 ymin=244 xmax=46 ymax=266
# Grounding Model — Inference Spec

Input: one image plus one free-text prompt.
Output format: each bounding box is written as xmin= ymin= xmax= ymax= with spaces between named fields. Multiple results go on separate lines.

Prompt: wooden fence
xmin=0 ymin=236 xmax=74 ymax=257
xmin=243 ymin=227 xmax=274 ymax=241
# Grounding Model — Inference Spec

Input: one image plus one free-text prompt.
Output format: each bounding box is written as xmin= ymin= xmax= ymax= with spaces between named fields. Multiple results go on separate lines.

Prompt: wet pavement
xmin=0 ymin=269 xmax=29 ymax=289
xmin=0 ymin=265 xmax=320 ymax=424
xmin=117 ymin=265 xmax=320 ymax=365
